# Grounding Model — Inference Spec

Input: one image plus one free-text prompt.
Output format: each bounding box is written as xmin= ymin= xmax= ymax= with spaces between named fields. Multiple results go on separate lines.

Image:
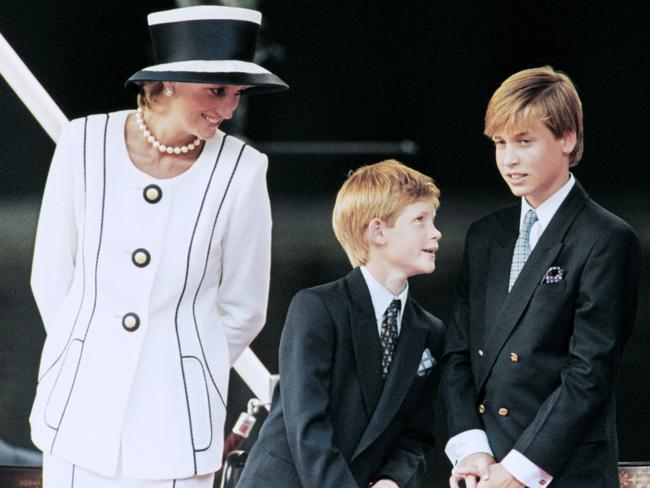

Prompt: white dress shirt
xmin=360 ymin=266 xmax=408 ymax=336
xmin=445 ymin=174 xmax=575 ymax=487
xmin=522 ymin=173 xmax=575 ymax=251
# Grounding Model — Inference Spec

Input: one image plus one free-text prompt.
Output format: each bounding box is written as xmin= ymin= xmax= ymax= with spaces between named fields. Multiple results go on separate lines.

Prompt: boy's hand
xmin=370 ymin=479 xmax=399 ymax=488
xmin=476 ymin=463 xmax=524 ymax=488
xmin=450 ymin=452 xmax=494 ymax=488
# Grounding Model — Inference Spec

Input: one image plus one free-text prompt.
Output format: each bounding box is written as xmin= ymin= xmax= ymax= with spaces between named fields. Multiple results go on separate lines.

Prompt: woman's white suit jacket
xmin=29 ymin=111 xmax=272 ymax=480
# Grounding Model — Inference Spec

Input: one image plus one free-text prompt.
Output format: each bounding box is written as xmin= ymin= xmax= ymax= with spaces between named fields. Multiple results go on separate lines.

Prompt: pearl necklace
xmin=135 ymin=108 xmax=202 ymax=155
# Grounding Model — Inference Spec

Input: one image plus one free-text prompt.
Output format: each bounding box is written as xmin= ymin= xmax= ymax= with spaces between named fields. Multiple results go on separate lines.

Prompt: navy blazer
xmin=237 ymin=268 xmax=445 ymax=488
xmin=443 ymin=180 xmax=641 ymax=487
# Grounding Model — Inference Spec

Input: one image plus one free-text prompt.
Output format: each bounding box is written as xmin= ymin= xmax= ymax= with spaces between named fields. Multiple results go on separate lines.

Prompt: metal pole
xmin=0 ymin=32 xmax=67 ymax=142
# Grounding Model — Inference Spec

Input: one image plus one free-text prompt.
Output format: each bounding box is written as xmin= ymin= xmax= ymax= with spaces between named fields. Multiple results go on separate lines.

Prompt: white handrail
xmin=0 ymin=31 xmax=273 ymax=408
xmin=0 ymin=33 xmax=67 ymax=142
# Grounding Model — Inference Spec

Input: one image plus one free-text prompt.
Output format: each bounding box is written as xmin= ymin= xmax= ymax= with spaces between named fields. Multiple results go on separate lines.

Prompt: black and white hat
xmin=126 ymin=5 xmax=288 ymax=95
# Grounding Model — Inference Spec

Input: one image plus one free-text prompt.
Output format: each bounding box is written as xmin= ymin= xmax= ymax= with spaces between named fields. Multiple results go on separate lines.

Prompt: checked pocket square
xmin=542 ymin=266 xmax=565 ymax=284
xmin=417 ymin=348 xmax=436 ymax=376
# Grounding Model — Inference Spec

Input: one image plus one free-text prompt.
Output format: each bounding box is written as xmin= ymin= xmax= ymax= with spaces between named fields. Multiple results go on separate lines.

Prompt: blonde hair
xmin=332 ymin=160 xmax=440 ymax=267
xmin=485 ymin=66 xmax=584 ymax=167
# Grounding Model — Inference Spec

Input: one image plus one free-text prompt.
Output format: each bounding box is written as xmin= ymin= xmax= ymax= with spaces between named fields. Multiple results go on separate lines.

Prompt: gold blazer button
xmin=510 ymin=352 xmax=519 ymax=362
xmin=498 ymin=407 xmax=509 ymax=416
xmin=478 ymin=404 xmax=486 ymax=414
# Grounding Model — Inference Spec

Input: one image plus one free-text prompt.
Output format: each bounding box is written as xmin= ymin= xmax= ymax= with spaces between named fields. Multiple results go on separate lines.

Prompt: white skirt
xmin=43 ymin=454 xmax=215 ymax=488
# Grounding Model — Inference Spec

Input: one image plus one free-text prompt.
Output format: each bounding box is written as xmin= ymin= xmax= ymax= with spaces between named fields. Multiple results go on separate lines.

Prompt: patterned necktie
xmin=509 ymin=209 xmax=538 ymax=291
xmin=380 ymin=299 xmax=401 ymax=379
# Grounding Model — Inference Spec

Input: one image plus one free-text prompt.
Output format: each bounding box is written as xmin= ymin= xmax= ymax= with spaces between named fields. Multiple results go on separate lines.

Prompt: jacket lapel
xmin=346 ymin=268 xmax=384 ymax=418
xmin=478 ymin=182 xmax=589 ymax=391
xmin=352 ymin=300 xmax=427 ymax=460
xmin=484 ymin=208 xmax=518 ymax=341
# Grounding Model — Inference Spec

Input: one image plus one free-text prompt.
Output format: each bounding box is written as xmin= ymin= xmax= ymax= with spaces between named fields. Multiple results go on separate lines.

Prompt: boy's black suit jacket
xmin=237 ymin=267 xmax=445 ymax=488
xmin=443 ymin=180 xmax=641 ymax=487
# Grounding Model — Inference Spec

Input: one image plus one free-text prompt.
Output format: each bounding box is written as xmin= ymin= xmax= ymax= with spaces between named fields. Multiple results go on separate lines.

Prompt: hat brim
xmin=126 ymin=67 xmax=288 ymax=95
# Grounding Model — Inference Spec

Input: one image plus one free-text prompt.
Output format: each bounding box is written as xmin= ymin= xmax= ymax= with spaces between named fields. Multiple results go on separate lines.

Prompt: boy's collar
xmin=359 ymin=266 xmax=408 ymax=322
xmin=521 ymin=173 xmax=575 ymax=230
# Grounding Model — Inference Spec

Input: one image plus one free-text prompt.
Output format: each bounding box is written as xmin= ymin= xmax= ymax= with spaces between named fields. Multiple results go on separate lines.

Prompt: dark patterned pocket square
xmin=542 ymin=266 xmax=565 ymax=284
xmin=417 ymin=348 xmax=436 ymax=376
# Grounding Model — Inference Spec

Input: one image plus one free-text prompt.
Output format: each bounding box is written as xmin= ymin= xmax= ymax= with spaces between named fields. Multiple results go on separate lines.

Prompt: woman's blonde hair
xmin=485 ymin=66 xmax=584 ymax=167
xmin=332 ymin=159 xmax=440 ymax=267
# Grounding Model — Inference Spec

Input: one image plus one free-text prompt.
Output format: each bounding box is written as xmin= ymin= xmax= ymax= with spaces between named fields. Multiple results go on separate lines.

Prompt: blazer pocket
xmin=417 ymin=348 xmax=437 ymax=377
xmin=45 ymin=339 xmax=83 ymax=429
xmin=183 ymin=356 xmax=212 ymax=451
xmin=533 ymin=280 xmax=567 ymax=297
xmin=266 ymin=450 xmax=295 ymax=465
xmin=257 ymin=451 xmax=300 ymax=484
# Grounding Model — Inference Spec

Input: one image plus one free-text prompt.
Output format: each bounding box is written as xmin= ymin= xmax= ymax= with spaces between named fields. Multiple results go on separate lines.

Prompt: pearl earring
xmin=165 ymin=87 xmax=174 ymax=97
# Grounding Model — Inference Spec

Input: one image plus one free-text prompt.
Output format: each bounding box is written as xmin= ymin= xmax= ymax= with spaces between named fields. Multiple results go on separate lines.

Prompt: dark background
xmin=1 ymin=1 xmax=648 ymax=486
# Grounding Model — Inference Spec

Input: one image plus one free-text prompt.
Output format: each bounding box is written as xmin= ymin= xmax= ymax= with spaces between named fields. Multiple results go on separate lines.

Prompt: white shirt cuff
xmin=501 ymin=450 xmax=553 ymax=487
xmin=445 ymin=429 xmax=494 ymax=469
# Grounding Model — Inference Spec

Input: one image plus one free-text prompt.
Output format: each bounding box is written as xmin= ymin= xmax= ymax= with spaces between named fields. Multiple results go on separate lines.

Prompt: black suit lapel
xmin=484 ymin=209 xmax=519 ymax=337
xmin=352 ymin=300 xmax=427 ymax=460
xmin=478 ymin=182 xmax=589 ymax=391
xmin=346 ymin=268 xmax=384 ymax=418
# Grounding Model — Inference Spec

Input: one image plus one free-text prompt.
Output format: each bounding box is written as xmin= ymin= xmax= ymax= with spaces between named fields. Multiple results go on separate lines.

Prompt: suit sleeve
xmin=31 ymin=121 xmax=78 ymax=331
xmin=443 ymin=226 xmax=487 ymax=442
xmin=279 ymin=289 xmax=360 ymax=488
xmin=217 ymin=150 xmax=272 ymax=364
xmin=512 ymin=224 xmax=641 ymax=475
xmin=377 ymin=322 xmax=444 ymax=487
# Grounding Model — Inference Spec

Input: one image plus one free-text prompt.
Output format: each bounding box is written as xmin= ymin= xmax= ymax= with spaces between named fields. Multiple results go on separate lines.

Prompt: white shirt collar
xmin=359 ymin=266 xmax=408 ymax=334
xmin=520 ymin=173 xmax=575 ymax=233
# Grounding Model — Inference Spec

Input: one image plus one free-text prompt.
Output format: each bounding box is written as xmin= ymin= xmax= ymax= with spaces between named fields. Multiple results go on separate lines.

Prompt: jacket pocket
xmin=259 ymin=451 xmax=300 ymax=484
xmin=44 ymin=339 xmax=83 ymax=429
xmin=182 ymin=356 xmax=212 ymax=451
xmin=533 ymin=279 xmax=567 ymax=297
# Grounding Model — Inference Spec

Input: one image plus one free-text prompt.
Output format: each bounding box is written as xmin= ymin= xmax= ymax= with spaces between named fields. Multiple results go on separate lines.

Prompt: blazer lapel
xmin=346 ymin=269 xmax=384 ymax=418
xmin=478 ymin=182 xmax=589 ymax=391
xmin=484 ymin=208 xmax=519 ymax=339
xmin=352 ymin=300 xmax=427 ymax=460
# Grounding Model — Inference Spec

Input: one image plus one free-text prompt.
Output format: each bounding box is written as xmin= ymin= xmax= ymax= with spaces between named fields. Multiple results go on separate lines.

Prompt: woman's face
xmin=165 ymin=82 xmax=247 ymax=140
